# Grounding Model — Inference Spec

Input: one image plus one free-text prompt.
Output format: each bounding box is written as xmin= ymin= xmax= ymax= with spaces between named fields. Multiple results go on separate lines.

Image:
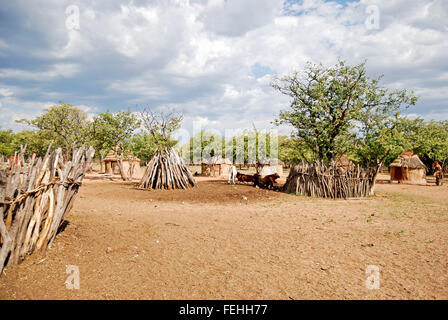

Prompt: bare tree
xmin=139 ymin=108 xmax=183 ymax=147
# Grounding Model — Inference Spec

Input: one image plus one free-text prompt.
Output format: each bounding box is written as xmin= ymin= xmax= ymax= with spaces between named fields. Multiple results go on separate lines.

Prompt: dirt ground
xmin=0 ymin=175 xmax=447 ymax=300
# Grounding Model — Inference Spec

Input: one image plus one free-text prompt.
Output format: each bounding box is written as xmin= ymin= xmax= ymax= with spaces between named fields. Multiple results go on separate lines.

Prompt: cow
xmin=228 ymin=165 xmax=238 ymax=184
xmin=253 ymin=173 xmax=280 ymax=190
xmin=236 ymin=173 xmax=255 ymax=184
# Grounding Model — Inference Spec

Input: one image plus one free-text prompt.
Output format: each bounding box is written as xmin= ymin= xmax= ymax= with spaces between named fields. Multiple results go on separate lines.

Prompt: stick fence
xmin=0 ymin=146 xmax=94 ymax=275
xmin=282 ymin=162 xmax=377 ymax=199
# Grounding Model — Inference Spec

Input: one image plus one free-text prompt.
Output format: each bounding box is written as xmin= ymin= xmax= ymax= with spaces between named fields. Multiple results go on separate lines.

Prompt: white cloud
xmin=199 ymin=0 xmax=284 ymax=37
xmin=0 ymin=88 xmax=14 ymax=97
xmin=0 ymin=95 xmax=53 ymax=130
xmin=0 ymin=93 xmax=100 ymax=130
xmin=0 ymin=0 xmax=446 ymax=133
xmin=0 ymin=64 xmax=80 ymax=80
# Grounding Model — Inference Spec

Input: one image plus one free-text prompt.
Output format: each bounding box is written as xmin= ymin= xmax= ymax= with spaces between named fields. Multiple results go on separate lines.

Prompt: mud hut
xmin=256 ymin=158 xmax=284 ymax=177
xmin=335 ymin=154 xmax=354 ymax=171
xmin=103 ymin=150 xmax=141 ymax=175
xmin=201 ymin=156 xmax=233 ymax=178
xmin=389 ymin=151 xmax=427 ymax=184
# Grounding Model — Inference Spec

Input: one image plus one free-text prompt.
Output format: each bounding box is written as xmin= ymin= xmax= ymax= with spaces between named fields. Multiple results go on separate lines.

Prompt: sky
xmin=0 ymin=0 xmax=447 ymax=136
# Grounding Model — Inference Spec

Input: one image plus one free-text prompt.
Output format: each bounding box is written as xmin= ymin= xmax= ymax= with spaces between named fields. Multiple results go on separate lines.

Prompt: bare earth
xmin=0 ymin=175 xmax=447 ymax=299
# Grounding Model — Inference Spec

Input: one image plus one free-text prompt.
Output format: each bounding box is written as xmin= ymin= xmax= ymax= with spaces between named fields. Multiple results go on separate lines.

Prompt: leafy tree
xmin=271 ymin=60 xmax=417 ymax=162
xmin=17 ymin=102 xmax=90 ymax=156
xmin=407 ymin=119 xmax=448 ymax=169
xmin=355 ymin=116 xmax=448 ymax=169
xmin=180 ymin=130 xmax=222 ymax=164
xmin=354 ymin=113 xmax=413 ymax=167
xmin=89 ymin=109 xmax=141 ymax=171
xmin=223 ymin=128 xmax=277 ymax=165
xmin=197 ymin=130 xmax=223 ymax=159
xmin=0 ymin=128 xmax=14 ymax=156
xmin=1 ymin=128 xmax=54 ymax=157
xmin=278 ymin=136 xmax=314 ymax=165
xmin=11 ymin=130 xmax=54 ymax=157
xmin=185 ymin=128 xmax=277 ymax=165
xmin=129 ymin=132 xmax=158 ymax=164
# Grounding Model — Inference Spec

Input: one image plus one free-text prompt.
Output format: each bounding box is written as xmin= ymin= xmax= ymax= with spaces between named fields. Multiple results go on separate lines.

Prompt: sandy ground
xmin=0 ymin=174 xmax=447 ymax=300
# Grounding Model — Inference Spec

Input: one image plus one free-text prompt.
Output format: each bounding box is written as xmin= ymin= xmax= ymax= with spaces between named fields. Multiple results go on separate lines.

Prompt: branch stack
xmin=282 ymin=162 xmax=377 ymax=199
xmin=0 ymin=146 xmax=95 ymax=275
xmin=139 ymin=147 xmax=196 ymax=190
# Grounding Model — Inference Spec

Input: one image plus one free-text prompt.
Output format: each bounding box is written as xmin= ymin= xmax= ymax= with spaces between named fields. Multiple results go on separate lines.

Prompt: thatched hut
xmin=103 ymin=150 xmax=141 ymax=175
xmin=389 ymin=151 xmax=427 ymax=184
xmin=201 ymin=156 xmax=233 ymax=178
xmin=256 ymin=158 xmax=284 ymax=177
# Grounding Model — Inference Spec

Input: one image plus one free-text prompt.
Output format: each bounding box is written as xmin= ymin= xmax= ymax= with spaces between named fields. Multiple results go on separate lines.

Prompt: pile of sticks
xmin=0 ymin=146 xmax=94 ymax=275
xmin=139 ymin=147 xmax=196 ymax=190
xmin=282 ymin=162 xmax=377 ymax=199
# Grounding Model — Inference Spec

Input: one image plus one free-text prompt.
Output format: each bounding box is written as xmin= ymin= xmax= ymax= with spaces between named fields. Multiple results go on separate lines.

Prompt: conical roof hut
xmin=390 ymin=151 xmax=427 ymax=184
xmin=139 ymin=147 xmax=196 ymax=190
xmin=137 ymin=108 xmax=196 ymax=190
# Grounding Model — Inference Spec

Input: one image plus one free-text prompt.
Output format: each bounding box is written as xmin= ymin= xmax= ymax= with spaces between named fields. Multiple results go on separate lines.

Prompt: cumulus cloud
xmin=0 ymin=0 xmax=446 ymax=135
xmin=0 ymin=64 xmax=79 ymax=80
xmin=199 ymin=0 xmax=284 ymax=37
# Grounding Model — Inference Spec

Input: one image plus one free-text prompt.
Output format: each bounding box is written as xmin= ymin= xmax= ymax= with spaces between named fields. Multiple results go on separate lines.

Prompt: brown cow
xmin=237 ymin=172 xmax=255 ymax=184
xmin=254 ymin=173 xmax=280 ymax=190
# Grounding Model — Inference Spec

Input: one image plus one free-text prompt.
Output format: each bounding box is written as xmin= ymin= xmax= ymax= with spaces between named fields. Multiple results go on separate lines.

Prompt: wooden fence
xmin=282 ymin=162 xmax=378 ymax=199
xmin=0 ymin=146 xmax=94 ymax=275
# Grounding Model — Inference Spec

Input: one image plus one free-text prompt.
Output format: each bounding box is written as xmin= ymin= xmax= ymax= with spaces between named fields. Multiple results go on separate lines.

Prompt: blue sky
xmin=0 ymin=0 xmax=447 ymax=134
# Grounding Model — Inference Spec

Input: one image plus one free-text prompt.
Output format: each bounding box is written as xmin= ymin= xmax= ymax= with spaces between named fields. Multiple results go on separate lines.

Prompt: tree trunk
xmin=369 ymin=162 xmax=382 ymax=196
xmin=99 ymin=150 xmax=105 ymax=174
xmin=117 ymin=155 xmax=129 ymax=181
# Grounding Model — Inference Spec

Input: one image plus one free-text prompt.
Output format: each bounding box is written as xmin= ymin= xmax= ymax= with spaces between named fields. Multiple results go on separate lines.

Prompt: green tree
xmin=407 ymin=119 xmax=448 ymax=168
xmin=11 ymin=130 xmax=54 ymax=157
xmin=17 ymin=102 xmax=90 ymax=156
xmin=89 ymin=109 xmax=141 ymax=169
xmin=354 ymin=113 xmax=413 ymax=167
xmin=278 ymin=136 xmax=314 ymax=165
xmin=0 ymin=128 xmax=14 ymax=155
xmin=187 ymin=128 xmax=274 ymax=165
xmin=272 ymin=60 xmax=417 ymax=162
xmin=1 ymin=128 xmax=53 ymax=157
xmin=129 ymin=132 xmax=158 ymax=163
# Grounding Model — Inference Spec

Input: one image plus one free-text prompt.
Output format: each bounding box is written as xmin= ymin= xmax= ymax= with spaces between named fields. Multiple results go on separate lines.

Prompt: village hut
xmin=201 ymin=156 xmax=233 ymax=178
xmin=139 ymin=147 xmax=196 ymax=190
xmin=256 ymin=158 xmax=284 ymax=177
xmin=103 ymin=150 xmax=141 ymax=175
xmin=389 ymin=151 xmax=427 ymax=184
xmin=335 ymin=154 xmax=354 ymax=171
